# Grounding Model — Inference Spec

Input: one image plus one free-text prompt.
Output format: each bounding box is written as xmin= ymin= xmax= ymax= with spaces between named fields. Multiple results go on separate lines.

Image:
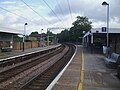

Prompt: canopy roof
xmin=83 ymin=28 xmax=120 ymax=38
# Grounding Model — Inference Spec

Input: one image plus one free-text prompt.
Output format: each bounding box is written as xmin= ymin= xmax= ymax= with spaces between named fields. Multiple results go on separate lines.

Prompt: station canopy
xmin=83 ymin=28 xmax=120 ymax=38
xmin=0 ymin=27 xmax=22 ymax=35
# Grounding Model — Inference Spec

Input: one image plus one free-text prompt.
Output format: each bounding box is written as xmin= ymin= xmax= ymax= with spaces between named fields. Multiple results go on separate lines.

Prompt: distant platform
xmin=0 ymin=44 xmax=61 ymax=61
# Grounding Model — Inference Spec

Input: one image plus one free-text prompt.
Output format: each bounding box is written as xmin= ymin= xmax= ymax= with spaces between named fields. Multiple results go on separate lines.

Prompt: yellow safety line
xmin=78 ymin=52 xmax=84 ymax=90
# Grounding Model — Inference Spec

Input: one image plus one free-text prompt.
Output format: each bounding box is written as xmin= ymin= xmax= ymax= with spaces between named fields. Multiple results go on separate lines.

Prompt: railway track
xmin=18 ymin=44 xmax=75 ymax=90
xmin=0 ymin=44 xmax=75 ymax=90
xmin=0 ymin=46 xmax=65 ymax=88
xmin=0 ymin=45 xmax=64 ymax=84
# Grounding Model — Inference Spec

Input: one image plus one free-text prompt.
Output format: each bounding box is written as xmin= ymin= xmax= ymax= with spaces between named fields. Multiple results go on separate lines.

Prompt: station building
xmin=0 ymin=30 xmax=19 ymax=49
xmin=83 ymin=28 xmax=120 ymax=54
xmin=0 ymin=26 xmax=22 ymax=49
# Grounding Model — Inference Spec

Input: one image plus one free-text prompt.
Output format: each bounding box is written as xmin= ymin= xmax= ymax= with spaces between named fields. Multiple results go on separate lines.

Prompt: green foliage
xmin=46 ymin=31 xmax=56 ymax=42
xmin=57 ymin=29 xmax=70 ymax=42
xmin=29 ymin=31 xmax=39 ymax=36
xmin=13 ymin=35 xmax=22 ymax=42
xmin=58 ymin=16 xmax=92 ymax=43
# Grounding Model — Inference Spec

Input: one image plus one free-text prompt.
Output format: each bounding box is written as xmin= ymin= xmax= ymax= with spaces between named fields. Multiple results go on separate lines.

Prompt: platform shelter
xmin=83 ymin=28 xmax=120 ymax=54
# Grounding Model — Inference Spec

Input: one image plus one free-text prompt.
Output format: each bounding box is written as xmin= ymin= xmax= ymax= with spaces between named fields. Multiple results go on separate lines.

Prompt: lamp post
xmin=102 ymin=1 xmax=109 ymax=47
xmin=47 ymin=29 xmax=49 ymax=46
xmin=23 ymin=23 xmax=28 ymax=51
xmin=41 ymin=29 xmax=43 ymax=47
xmin=102 ymin=1 xmax=109 ymax=57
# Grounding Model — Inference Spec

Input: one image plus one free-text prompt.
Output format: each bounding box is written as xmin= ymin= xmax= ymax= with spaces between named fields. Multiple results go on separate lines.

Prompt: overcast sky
xmin=0 ymin=0 xmax=120 ymax=35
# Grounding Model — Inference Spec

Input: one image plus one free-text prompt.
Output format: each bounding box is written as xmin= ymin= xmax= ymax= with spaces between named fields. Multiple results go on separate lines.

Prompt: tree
xmin=71 ymin=16 xmax=92 ymax=42
xmin=72 ymin=16 xmax=92 ymax=32
xmin=13 ymin=35 xmax=22 ymax=42
xmin=46 ymin=31 xmax=56 ymax=42
xmin=57 ymin=16 xmax=92 ymax=43
xmin=57 ymin=29 xmax=70 ymax=42
xmin=29 ymin=31 xmax=39 ymax=37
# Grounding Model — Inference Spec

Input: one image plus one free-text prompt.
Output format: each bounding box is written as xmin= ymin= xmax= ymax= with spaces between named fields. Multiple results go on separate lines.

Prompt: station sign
xmin=102 ymin=27 xmax=106 ymax=32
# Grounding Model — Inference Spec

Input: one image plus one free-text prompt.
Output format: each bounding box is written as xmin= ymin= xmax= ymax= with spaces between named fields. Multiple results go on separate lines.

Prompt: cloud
xmin=49 ymin=0 xmax=120 ymax=27
xmin=0 ymin=14 xmax=4 ymax=21
xmin=1 ymin=1 xmax=16 ymax=5
xmin=49 ymin=0 xmax=106 ymax=21
xmin=0 ymin=1 xmax=51 ymax=34
xmin=0 ymin=0 xmax=120 ymax=35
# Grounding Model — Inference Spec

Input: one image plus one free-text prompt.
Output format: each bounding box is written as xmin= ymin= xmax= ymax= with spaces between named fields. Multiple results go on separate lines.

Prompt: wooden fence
xmin=13 ymin=41 xmax=40 ymax=50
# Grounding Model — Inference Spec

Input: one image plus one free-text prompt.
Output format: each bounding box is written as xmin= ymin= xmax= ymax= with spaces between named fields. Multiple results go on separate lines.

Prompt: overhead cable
xmin=21 ymin=0 xmax=51 ymax=25
xmin=42 ymin=0 xmax=65 ymax=26
xmin=55 ymin=0 xmax=67 ymax=26
xmin=0 ymin=6 xmax=40 ymax=26
xmin=67 ymin=0 xmax=73 ymax=23
xmin=0 ymin=7 xmax=28 ymax=20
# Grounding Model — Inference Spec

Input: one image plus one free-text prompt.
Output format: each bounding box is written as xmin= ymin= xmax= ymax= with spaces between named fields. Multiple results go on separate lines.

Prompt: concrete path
xmin=83 ymin=47 xmax=120 ymax=90
xmin=52 ymin=45 xmax=120 ymax=90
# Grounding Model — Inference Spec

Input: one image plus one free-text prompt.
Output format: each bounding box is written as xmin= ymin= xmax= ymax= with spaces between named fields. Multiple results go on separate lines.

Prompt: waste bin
xmin=103 ymin=46 xmax=110 ymax=58
xmin=103 ymin=46 xmax=107 ymax=54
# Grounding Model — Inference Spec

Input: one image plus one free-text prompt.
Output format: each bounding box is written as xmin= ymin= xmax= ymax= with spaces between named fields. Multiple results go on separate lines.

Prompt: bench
xmin=1 ymin=47 xmax=12 ymax=52
xmin=105 ymin=53 xmax=120 ymax=68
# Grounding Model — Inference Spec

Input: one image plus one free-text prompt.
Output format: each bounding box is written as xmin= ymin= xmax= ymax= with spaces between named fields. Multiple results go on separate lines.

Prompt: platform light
xmin=102 ymin=1 xmax=109 ymax=47
xmin=102 ymin=1 xmax=109 ymax=57
xmin=23 ymin=23 xmax=28 ymax=51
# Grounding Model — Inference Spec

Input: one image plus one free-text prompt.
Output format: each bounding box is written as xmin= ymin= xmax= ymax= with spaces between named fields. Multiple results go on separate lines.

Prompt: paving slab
xmin=83 ymin=48 xmax=120 ymax=90
xmin=52 ymin=45 xmax=120 ymax=90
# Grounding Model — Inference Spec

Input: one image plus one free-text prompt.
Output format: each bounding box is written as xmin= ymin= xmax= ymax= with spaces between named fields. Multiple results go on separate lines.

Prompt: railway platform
xmin=50 ymin=45 xmax=120 ymax=90
xmin=0 ymin=44 xmax=61 ymax=60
